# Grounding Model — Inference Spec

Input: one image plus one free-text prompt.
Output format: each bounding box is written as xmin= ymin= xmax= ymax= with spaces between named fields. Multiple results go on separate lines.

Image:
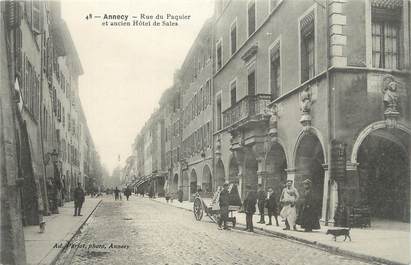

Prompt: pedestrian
xmin=73 ymin=182 xmax=85 ymax=216
xmin=297 ymin=179 xmax=321 ymax=232
xmin=124 ymin=187 xmax=131 ymax=201
xmin=265 ymin=187 xmax=279 ymax=226
xmin=114 ymin=187 xmax=119 ymax=200
xmin=257 ymin=184 xmax=266 ymax=224
xmin=279 ymin=180 xmax=299 ymax=231
xmin=243 ymin=184 xmax=257 ymax=232
xmin=218 ymin=183 xmax=230 ymax=230
xmin=177 ymin=188 xmax=183 ymax=203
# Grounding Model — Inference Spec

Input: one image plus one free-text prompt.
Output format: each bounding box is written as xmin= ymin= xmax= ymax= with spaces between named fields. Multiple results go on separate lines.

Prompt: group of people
xmin=113 ymin=186 xmax=132 ymax=201
xmin=219 ymin=178 xmax=321 ymax=233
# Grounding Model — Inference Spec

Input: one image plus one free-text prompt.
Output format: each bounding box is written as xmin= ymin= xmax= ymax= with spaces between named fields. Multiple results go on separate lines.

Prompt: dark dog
xmin=326 ymin=228 xmax=351 ymax=241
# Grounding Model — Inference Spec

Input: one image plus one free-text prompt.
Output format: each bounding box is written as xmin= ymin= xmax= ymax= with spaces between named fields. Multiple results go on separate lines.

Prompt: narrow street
xmin=55 ymin=196 xmax=375 ymax=265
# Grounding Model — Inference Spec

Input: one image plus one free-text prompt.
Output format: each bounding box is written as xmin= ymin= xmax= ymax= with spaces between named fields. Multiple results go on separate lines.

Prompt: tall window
xmin=372 ymin=7 xmax=401 ymax=69
xmin=216 ymin=40 xmax=222 ymax=70
xmin=248 ymin=68 xmax=256 ymax=115
xmin=248 ymin=0 xmax=256 ymax=36
xmin=216 ymin=94 xmax=222 ymax=130
xmin=270 ymin=42 xmax=281 ymax=100
xmin=300 ymin=12 xmax=315 ymax=83
xmin=230 ymin=20 xmax=237 ymax=55
xmin=247 ymin=68 xmax=256 ymax=96
xmin=230 ymin=80 xmax=237 ymax=107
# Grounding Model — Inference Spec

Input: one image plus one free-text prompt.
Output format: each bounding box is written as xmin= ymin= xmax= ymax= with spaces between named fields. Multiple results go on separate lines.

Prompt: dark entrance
xmin=295 ymin=133 xmax=325 ymax=216
xmin=357 ymin=129 xmax=410 ymax=222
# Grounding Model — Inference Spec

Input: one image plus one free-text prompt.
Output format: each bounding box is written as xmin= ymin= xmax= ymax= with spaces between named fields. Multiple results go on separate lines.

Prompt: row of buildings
xmin=0 ymin=1 xmax=103 ymax=264
xmin=126 ymin=0 xmax=410 ymax=229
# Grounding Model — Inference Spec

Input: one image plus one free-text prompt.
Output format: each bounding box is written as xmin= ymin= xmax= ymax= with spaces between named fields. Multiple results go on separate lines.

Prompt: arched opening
xmin=190 ymin=169 xmax=198 ymax=195
xmin=229 ymin=156 xmax=240 ymax=184
xmin=295 ymin=132 xmax=325 ymax=216
xmin=202 ymin=165 xmax=212 ymax=192
xmin=173 ymin=174 xmax=179 ymax=193
xmin=265 ymin=142 xmax=287 ymax=200
xmin=243 ymin=153 xmax=258 ymax=199
xmin=357 ymin=128 xmax=410 ymax=223
xmin=215 ymin=159 xmax=225 ymax=189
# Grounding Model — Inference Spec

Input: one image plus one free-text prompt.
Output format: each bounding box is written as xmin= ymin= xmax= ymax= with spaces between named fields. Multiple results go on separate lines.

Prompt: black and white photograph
xmin=0 ymin=0 xmax=410 ymax=264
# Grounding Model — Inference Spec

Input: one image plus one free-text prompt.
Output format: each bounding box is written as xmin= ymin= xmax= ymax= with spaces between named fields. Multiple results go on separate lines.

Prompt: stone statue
xmin=382 ymin=76 xmax=400 ymax=114
xmin=300 ymin=86 xmax=312 ymax=113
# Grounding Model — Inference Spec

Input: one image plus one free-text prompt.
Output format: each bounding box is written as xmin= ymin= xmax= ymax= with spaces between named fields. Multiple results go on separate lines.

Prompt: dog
xmin=326 ymin=228 xmax=351 ymax=242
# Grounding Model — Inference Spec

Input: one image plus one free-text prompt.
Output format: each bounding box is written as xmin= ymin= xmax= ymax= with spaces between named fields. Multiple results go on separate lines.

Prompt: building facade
xmin=132 ymin=0 xmax=410 ymax=226
xmin=1 ymin=1 xmax=102 ymax=263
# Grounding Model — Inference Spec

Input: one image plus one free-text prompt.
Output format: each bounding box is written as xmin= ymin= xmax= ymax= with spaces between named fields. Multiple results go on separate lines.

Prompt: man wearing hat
xmin=73 ymin=182 xmax=85 ymax=216
xmin=256 ymin=184 xmax=266 ymax=224
xmin=243 ymin=184 xmax=257 ymax=232
xmin=279 ymin=179 xmax=299 ymax=230
xmin=297 ymin=179 xmax=320 ymax=232
xmin=218 ymin=183 xmax=230 ymax=230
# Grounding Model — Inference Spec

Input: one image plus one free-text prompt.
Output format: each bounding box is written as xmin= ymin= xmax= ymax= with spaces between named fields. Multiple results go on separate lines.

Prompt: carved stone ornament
xmin=299 ymin=85 xmax=312 ymax=128
xmin=382 ymin=75 xmax=400 ymax=128
xmin=215 ymin=135 xmax=222 ymax=158
xmin=265 ymin=104 xmax=278 ymax=140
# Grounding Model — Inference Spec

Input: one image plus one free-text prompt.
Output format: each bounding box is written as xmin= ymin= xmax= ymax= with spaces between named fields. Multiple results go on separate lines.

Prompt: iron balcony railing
xmin=222 ymin=94 xmax=271 ymax=129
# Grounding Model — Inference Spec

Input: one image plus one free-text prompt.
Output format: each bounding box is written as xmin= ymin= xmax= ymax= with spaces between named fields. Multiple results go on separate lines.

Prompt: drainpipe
xmin=325 ymin=0 xmax=332 ymax=226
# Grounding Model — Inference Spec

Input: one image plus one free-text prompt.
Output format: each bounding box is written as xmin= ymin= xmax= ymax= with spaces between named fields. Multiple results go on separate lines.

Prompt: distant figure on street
xmin=297 ymin=179 xmax=320 ymax=232
xmin=218 ymin=183 xmax=230 ymax=230
xmin=124 ymin=187 xmax=131 ymax=201
xmin=279 ymin=180 xmax=299 ymax=231
xmin=243 ymin=184 xmax=257 ymax=232
xmin=265 ymin=187 xmax=279 ymax=226
xmin=114 ymin=187 xmax=120 ymax=200
xmin=257 ymin=184 xmax=266 ymax=224
xmin=74 ymin=182 xmax=85 ymax=216
xmin=177 ymin=189 xmax=183 ymax=203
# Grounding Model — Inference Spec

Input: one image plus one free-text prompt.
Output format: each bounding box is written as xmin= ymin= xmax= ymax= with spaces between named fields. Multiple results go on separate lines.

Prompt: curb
xmin=47 ymin=199 xmax=102 ymax=265
xmin=153 ymin=198 xmax=406 ymax=265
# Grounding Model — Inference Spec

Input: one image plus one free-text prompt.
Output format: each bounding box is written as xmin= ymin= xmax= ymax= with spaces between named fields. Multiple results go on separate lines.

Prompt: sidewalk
xmin=24 ymin=197 xmax=102 ymax=265
xmin=153 ymin=197 xmax=410 ymax=265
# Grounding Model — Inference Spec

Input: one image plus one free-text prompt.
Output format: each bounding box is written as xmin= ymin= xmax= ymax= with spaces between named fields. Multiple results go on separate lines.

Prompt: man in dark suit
xmin=257 ymin=184 xmax=266 ymax=224
xmin=243 ymin=184 xmax=257 ymax=232
xmin=73 ymin=182 xmax=85 ymax=216
xmin=218 ymin=183 xmax=230 ymax=230
xmin=266 ymin=187 xmax=279 ymax=226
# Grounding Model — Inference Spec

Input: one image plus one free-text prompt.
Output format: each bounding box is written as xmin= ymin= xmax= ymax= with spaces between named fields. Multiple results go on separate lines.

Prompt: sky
xmin=62 ymin=0 xmax=215 ymax=173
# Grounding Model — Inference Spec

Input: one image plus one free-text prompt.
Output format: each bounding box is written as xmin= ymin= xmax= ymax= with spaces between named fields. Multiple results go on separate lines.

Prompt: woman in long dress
xmin=280 ymin=180 xmax=299 ymax=230
xmin=297 ymin=179 xmax=321 ymax=232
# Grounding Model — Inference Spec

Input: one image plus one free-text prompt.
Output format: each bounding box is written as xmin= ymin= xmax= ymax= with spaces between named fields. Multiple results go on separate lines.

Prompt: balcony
xmin=222 ymin=94 xmax=271 ymax=130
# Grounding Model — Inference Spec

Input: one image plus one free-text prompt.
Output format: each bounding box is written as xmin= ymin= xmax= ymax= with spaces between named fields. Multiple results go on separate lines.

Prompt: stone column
xmin=256 ymin=157 xmax=267 ymax=188
xmin=320 ymin=164 xmax=330 ymax=224
xmin=285 ymin=168 xmax=296 ymax=183
xmin=328 ymin=180 xmax=339 ymax=225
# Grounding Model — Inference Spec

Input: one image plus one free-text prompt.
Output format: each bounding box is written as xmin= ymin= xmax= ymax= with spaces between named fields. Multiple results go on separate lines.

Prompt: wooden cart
xmin=192 ymin=184 xmax=242 ymax=227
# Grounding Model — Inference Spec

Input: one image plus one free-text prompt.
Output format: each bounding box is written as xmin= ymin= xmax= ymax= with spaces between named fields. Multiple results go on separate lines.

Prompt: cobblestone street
xmin=55 ymin=196 xmax=377 ymax=265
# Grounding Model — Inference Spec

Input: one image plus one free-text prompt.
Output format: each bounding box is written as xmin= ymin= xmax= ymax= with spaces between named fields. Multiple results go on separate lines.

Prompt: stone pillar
xmin=256 ymin=157 xmax=267 ymax=188
xmin=321 ymin=164 xmax=330 ymax=224
xmin=329 ymin=0 xmax=347 ymax=67
xmin=328 ymin=180 xmax=339 ymax=225
xmin=285 ymin=168 xmax=296 ymax=183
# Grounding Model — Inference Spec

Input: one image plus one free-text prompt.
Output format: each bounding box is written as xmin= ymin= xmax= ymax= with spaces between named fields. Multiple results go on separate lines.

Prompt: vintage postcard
xmin=0 ymin=0 xmax=410 ymax=264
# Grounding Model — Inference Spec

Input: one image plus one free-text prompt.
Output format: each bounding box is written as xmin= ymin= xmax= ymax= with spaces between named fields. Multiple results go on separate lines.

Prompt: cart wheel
xmin=193 ymin=197 xmax=203 ymax=221
xmin=232 ymin=217 xmax=236 ymax=228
